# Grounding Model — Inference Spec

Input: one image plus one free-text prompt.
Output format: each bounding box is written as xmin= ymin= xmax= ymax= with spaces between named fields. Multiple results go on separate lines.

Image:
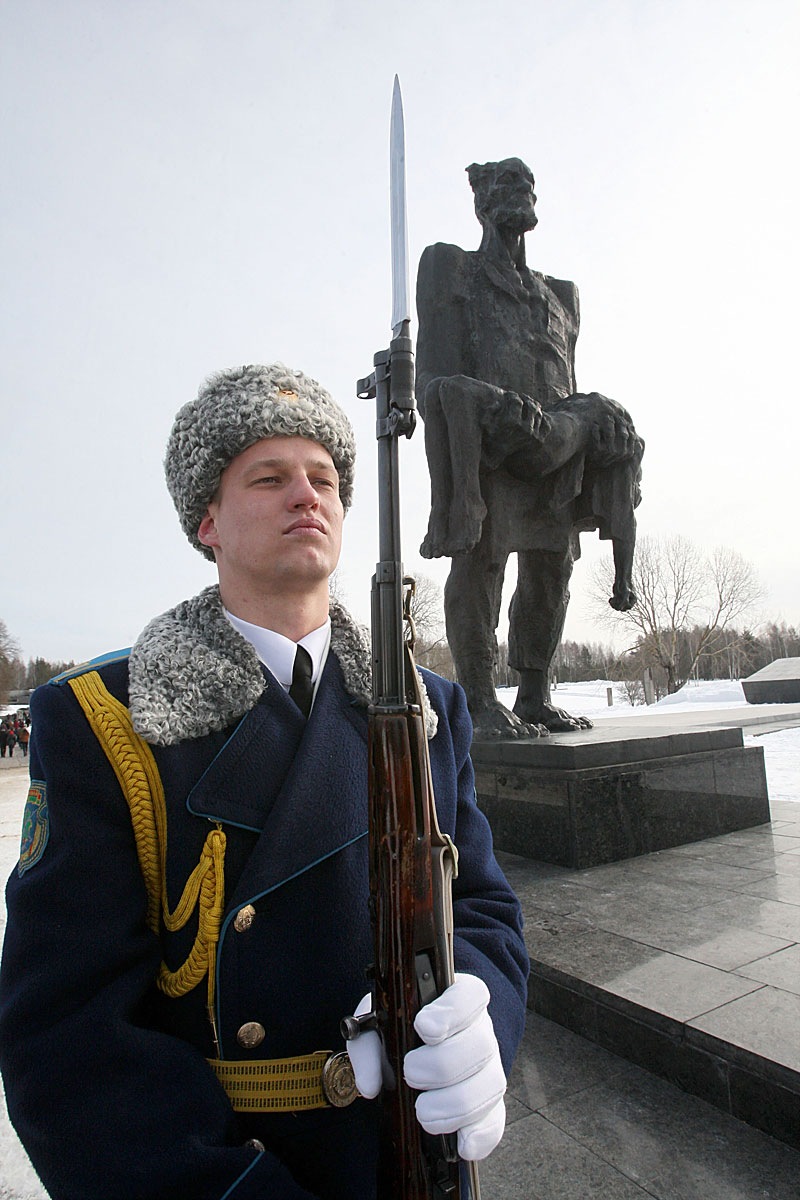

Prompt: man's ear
xmin=197 ymin=510 xmax=219 ymax=550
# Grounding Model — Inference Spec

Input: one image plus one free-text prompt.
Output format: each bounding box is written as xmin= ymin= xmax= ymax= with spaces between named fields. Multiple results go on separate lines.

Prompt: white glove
xmin=345 ymin=991 xmax=385 ymax=1099
xmin=404 ymin=973 xmax=506 ymax=1160
xmin=345 ymin=974 xmax=506 ymax=1161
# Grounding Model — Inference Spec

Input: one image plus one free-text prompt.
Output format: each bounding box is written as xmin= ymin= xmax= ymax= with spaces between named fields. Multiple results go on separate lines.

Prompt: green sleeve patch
xmin=18 ymin=781 xmax=49 ymax=876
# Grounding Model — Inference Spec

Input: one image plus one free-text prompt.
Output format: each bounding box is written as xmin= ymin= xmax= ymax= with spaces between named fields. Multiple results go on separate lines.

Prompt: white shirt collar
xmin=223 ymin=609 xmax=331 ymax=693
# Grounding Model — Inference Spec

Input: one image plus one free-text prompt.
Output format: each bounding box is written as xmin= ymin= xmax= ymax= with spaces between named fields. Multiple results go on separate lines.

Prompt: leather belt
xmin=209 ymin=1050 xmax=358 ymax=1112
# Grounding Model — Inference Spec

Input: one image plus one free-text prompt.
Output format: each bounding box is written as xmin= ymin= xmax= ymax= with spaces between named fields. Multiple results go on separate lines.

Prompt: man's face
xmin=198 ymin=435 xmax=344 ymax=594
xmin=482 ymin=159 xmax=538 ymax=233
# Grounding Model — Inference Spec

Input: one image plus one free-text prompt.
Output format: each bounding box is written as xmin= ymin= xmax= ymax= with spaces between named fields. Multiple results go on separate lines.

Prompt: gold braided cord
xmin=68 ymin=672 xmax=226 ymax=1007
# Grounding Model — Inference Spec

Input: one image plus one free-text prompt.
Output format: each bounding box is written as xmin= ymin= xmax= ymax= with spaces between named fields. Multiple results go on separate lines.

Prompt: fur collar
xmin=129 ymin=585 xmax=437 ymax=746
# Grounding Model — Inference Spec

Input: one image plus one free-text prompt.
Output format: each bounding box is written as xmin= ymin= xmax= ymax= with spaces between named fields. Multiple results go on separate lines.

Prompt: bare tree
xmin=0 ymin=619 xmax=21 ymax=705
xmin=328 ymin=570 xmax=455 ymax=678
xmin=762 ymin=621 xmax=800 ymax=661
xmin=590 ymin=534 xmax=763 ymax=693
xmin=616 ymin=678 xmax=645 ymax=706
xmin=493 ymin=642 xmax=518 ymax=689
xmin=406 ymin=573 xmax=445 ymax=643
xmin=328 ymin=568 xmax=348 ymax=607
xmin=406 ymin=573 xmax=455 ymax=677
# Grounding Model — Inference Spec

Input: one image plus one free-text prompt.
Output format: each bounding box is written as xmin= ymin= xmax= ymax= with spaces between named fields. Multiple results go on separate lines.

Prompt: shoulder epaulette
xmin=50 ymin=649 xmax=131 ymax=686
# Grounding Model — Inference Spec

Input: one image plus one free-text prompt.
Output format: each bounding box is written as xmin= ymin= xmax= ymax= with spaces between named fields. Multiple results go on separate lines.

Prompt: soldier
xmin=0 ymin=364 xmax=528 ymax=1199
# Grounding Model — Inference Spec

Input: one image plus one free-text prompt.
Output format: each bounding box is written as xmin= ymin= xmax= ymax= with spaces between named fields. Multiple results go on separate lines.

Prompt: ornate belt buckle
xmin=321 ymin=1051 xmax=359 ymax=1107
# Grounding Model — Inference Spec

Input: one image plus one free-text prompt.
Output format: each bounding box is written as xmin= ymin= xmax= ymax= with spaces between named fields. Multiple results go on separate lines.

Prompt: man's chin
xmin=264 ymin=559 xmax=337 ymax=591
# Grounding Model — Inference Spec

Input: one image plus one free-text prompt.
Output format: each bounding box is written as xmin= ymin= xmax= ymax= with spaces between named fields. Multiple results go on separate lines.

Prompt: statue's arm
xmin=415 ymin=243 xmax=470 ymax=415
xmin=544 ymin=275 xmax=579 ymax=324
xmin=543 ymin=274 xmax=580 ymax=393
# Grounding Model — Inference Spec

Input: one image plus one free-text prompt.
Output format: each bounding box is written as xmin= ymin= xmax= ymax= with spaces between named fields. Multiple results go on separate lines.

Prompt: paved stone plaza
xmin=487 ymin=799 xmax=800 ymax=1196
xmin=484 ymin=1009 xmax=800 ymax=1199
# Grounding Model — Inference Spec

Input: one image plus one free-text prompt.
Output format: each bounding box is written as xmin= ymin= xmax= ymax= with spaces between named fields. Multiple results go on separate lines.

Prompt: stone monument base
xmin=742 ymin=657 xmax=800 ymax=704
xmin=472 ymin=720 xmax=769 ymax=868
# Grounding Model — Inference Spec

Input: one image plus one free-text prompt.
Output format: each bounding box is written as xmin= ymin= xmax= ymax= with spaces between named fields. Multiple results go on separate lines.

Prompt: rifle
xmin=341 ymin=78 xmax=480 ymax=1200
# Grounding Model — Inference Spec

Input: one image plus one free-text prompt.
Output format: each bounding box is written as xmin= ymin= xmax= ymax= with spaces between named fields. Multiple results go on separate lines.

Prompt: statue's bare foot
xmin=420 ymin=533 xmax=441 ymax=559
xmin=514 ymin=700 xmax=593 ymax=732
xmin=447 ymin=502 xmax=486 ymax=555
xmin=447 ymin=522 xmax=483 ymax=555
xmin=610 ymin=536 xmax=636 ymax=611
xmin=420 ymin=509 xmax=450 ymax=560
xmin=421 ymin=510 xmax=485 ymax=558
xmin=609 ymin=583 xmax=637 ymax=612
xmin=470 ymin=700 xmax=549 ymax=741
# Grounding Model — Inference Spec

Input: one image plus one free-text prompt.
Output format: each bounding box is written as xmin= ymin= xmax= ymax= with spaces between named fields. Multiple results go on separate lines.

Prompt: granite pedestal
xmin=743 ymin=657 xmax=800 ymax=704
xmin=472 ymin=720 xmax=770 ymax=868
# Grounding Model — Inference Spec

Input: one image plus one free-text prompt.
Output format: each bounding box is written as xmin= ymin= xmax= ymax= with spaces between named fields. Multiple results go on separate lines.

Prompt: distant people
xmin=5 ymin=728 xmax=16 ymax=757
xmin=16 ymin=725 xmax=29 ymax=757
xmin=0 ymin=721 xmax=8 ymax=758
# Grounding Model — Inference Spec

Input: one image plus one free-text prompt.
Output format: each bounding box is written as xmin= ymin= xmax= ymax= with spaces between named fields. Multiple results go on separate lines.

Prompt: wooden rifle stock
xmin=368 ymin=647 xmax=461 ymax=1198
xmin=349 ymin=329 xmax=480 ymax=1198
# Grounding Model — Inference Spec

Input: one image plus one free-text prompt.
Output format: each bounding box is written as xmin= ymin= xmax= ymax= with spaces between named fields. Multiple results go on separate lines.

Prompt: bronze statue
xmin=416 ymin=158 xmax=644 ymax=738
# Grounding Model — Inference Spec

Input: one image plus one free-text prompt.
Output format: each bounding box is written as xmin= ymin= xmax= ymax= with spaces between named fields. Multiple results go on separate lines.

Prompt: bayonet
xmin=349 ymin=78 xmax=481 ymax=1200
xmin=390 ymin=75 xmax=411 ymax=336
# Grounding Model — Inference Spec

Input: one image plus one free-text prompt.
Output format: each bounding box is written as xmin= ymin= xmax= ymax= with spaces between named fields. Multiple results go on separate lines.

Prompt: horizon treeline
xmin=414 ymin=620 xmax=800 ymax=699
xmin=2 ymin=656 xmax=77 ymax=700
xmin=3 ymin=622 xmax=800 ymax=706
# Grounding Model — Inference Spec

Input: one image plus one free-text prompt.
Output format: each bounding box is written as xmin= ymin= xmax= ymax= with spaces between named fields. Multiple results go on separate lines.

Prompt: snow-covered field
xmin=498 ymin=675 xmax=758 ymax=718
xmin=0 ymin=681 xmax=798 ymax=1197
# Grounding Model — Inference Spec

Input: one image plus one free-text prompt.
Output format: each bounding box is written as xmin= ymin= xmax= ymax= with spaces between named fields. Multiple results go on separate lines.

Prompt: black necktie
xmin=289 ymin=645 xmax=314 ymax=718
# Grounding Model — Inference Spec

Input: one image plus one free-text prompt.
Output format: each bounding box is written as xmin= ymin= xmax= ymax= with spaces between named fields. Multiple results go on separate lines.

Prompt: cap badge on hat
xmin=277 ymin=388 xmax=300 ymax=402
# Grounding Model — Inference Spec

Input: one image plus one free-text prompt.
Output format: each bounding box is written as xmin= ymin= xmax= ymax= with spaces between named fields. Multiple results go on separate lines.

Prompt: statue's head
xmin=466 ymin=158 xmax=537 ymax=234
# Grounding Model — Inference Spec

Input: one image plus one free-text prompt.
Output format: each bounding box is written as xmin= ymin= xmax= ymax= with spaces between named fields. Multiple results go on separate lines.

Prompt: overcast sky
xmin=2 ymin=0 xmax=798 ymax=663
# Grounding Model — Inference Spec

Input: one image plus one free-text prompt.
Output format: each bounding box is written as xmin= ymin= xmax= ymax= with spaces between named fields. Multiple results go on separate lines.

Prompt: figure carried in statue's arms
xmin=416 ymin=157 xmax=644 ymax=738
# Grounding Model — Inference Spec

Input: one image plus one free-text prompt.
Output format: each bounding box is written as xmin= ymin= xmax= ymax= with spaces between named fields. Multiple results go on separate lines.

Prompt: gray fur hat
xmin=165 ymin=363 xmax=356 ymax=560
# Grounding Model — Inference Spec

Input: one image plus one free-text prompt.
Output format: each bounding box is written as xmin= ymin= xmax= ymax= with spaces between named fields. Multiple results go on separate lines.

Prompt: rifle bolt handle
xmin=340 ymin=1012 xmax=378 ymax=1041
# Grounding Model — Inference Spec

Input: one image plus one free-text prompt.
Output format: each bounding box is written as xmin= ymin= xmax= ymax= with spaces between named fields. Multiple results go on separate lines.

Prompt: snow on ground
xmin=0 ymin=680 xmax=797 ymax=1194
xmin=743 ymin=727 xmax=800 ymax=805
xmin=497 ymin=676 xmax=752 ymax=718
xmin=635 ymin=679 xmax=748 ymax=710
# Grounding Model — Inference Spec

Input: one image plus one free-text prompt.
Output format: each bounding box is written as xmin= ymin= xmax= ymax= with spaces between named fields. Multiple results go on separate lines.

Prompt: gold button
xmin=236 ymin=1021 xmax=266 ymax=1049
xmin=233 ymin=905 xmax=256 ymax=933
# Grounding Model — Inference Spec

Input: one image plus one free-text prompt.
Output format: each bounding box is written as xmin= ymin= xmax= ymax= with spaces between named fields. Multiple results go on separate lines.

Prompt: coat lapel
xmin=185 ymin=656 xmax=369 ymax=900
xmin=184 ymin=669 xmax=307 ymax=832
xmin=225 ymin=656 xmax=369 ymax=908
